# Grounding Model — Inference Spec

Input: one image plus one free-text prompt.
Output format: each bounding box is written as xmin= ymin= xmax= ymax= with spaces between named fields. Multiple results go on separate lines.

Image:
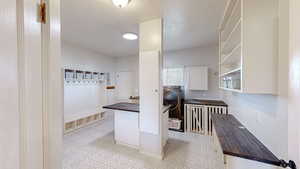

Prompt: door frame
xmin=18 ymin=0 xmax=62 ymax=168
xmin=27 ymin=0 xmax=300 ymax=168
xmin=288 ymin=0 xmax=300 ymax=165
xmin=41 ymin=0 xmax=63 ymax=168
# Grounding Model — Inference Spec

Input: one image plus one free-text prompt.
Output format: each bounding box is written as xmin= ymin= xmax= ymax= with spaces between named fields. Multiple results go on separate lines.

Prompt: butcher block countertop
xmin=212 ymin=114 xmax=281 ymax=166
xmin=184 ymin=99 xmax=228 ymax=107
xmin=103 ymin=103 xmax=139 ymax=112
xmin=103 ymin=102 xmax=171 ymax=114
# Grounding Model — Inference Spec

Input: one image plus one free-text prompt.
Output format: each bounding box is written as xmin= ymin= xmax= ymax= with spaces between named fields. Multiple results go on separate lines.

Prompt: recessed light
xmin=112 ymin=0 xmax=131 ymax=8
xmin=123 ymin=33 xmax=138 ymax=40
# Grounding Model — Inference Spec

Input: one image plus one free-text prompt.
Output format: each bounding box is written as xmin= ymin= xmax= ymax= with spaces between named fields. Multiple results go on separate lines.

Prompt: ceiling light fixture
xmin=123 ymin=33 xmax=138 ymax=40
xmin=112 ymin=0 xmax=131 ymax=8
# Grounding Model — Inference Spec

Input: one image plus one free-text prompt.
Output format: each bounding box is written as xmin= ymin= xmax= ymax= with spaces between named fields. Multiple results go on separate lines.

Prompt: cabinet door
xmin=187 ymin=66 xmax=208 ymax=90
xmin=162 ymin=110 xmax=169 ymax=147
xmin=139 ymin=51 xmax=161 ymax=135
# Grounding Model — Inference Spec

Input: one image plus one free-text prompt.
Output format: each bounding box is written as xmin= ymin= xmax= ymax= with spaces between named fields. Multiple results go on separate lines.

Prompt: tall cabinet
xmin=219 ymin=0 xmax=278 ymax=94
xmin=139 ymin=18 xmax=167 ymax=159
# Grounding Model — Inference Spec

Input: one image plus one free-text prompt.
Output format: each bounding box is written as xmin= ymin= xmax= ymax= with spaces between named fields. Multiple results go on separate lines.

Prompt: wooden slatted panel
xmin=185 ymin=104 xmax=228 ymax=135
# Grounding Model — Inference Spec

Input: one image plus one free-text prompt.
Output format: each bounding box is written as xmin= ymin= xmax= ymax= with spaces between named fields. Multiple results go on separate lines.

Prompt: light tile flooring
xmin=63 ymin=115 xmax=224 ymax=169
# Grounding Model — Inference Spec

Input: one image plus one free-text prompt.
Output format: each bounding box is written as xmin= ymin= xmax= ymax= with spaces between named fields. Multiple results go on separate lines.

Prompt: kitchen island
xmin=103 ymin=103 xmax=170 ymax=149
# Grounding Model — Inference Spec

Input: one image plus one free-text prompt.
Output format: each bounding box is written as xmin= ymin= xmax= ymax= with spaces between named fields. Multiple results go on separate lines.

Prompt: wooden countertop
xmin=103 ymin=103 xmax=171 ymax=114
xmin=184 ymin=99 xmax=228 ymax=107
xmin=212 ymin=114 xmax=281 ymax=166
xmin=103 ymin=103 xmax=139 ymax=113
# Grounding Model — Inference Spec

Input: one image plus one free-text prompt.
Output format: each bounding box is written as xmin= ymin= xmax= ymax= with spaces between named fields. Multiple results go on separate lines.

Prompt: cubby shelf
xmin=64 ymin=112 xmax=105 ymax=134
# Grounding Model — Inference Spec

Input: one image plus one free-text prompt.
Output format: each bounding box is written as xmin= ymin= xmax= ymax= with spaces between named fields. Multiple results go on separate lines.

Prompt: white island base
xmin=114 ymin=110 xmax=140 ymax=148
xmin=103 ymin=103 xmax=170 ymax=159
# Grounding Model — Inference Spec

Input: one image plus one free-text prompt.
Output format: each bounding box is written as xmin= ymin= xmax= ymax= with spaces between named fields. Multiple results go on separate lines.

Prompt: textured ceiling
xmin=62 ymin=0 xmax=227 ymax=57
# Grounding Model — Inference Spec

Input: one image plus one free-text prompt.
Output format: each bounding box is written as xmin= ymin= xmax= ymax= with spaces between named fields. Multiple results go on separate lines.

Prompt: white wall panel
xmin=62 ymin=42 xmax=116 ymax=122
xmin=0 ymin=0 xmax=19 ymax=168
xmin=118 ymin=45 xmax=220 ymax=100
xmin=165 ymin=45 xmax=220 ymax=99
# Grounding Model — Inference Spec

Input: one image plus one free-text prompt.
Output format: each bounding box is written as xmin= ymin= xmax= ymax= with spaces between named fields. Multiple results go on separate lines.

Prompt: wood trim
xmin=106 ymin=86 xmax=116 ymax=89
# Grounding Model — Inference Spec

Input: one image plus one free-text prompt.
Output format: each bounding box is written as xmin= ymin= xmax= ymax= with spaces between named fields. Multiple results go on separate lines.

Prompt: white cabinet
xmin=219 ymin=0 xmax=278 ymax=94
xmin=114 ymin=110 xmax=140 ymax=148
xmin=186 ymin=66 xmax=208 ymax=91
xmin=161 ymin=109 xmax=169 ymax=147
xmin=139 ymin=50 xmax=162 ymax=134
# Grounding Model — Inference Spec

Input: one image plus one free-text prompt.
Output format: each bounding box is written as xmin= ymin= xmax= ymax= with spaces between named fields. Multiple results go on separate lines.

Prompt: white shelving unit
xmin=219 ymin=0 xmax=278 ymax=94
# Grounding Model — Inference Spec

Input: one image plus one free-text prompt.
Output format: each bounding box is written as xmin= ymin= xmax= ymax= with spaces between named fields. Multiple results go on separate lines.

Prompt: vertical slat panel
xmin=200 ymin=108 xmax=202 ymax=133
xmin=203 ymin=108 xmax=205 ymax=134
xmin=184 ymin=104 xmax=187 ymax=132
xmin=197 ymin=107 xmax=202 ymax=132
xmin=192 ymin=107 xmax=195 ymax=132
xmin=196 ymin=107 xmax=198 ymax=133
xmin=188 ymin=105 xmax=190 ymax=132
xmin=184 ymin=104 xmax=228 ymax=135
xmin=196 ymin=107 xmax=201 ymax=133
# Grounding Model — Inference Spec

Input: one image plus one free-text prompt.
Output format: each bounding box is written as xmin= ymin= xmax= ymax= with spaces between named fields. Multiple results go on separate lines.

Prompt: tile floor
xmin=63 ymin=115 xmax=224 ymax=169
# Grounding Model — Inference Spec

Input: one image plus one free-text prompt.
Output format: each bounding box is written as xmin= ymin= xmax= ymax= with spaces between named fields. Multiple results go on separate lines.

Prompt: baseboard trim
xmin=139 ymin=149 xmax=164 ymax=160
xmin=115 ymin=140 xmax=139 ymax=149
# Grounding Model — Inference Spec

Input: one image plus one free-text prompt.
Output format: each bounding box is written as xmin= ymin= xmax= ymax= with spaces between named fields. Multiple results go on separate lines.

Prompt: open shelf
xmin=220 ymin=44 xmax=241 ymax=66
xmin=221 ymin=0 xmax=241 ymax=42
xmin=220 ymin=67 xmax=241 ymax=77
xmin=219 ymin=0 xmax=239 ymax=30
xmin=219 ymin=0 xmax=242 ymax=93
xmin=219 ymin=0 xmax=278 ymax=94
xmin=220 ymin=68 xmax=241 ymax=91
xmin=221 ymin=20 xmax=242 ymax=55
xmin=220 ymin=87 xmax=242 ymax=93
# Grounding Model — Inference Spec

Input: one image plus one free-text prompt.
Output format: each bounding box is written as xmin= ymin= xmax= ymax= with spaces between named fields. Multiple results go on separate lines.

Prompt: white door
xmin=116 ymin=71 xmax=134 ymax=101
xmin=139 ymin=51 xmax=161 ymax=134
xmin=1 ymin=0 xmax=55 ymax=168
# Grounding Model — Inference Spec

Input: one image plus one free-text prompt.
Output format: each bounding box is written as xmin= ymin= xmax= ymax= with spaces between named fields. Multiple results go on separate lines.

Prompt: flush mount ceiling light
xmin=123 ymin=33 xmax=138 ymax=40
xmin=112 ymin=0 xmax=131 ymax=8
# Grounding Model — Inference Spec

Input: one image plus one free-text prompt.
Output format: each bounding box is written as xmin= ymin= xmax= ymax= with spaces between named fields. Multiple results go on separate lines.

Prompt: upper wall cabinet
xmin=219 ymin=0 xmax=278 ymax=94
xmin=186 ymin=66 xmax=208 ymax=91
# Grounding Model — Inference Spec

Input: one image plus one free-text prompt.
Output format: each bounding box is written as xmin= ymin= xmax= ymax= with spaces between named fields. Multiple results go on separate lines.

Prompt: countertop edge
xmin=212 ymin=114 xmax=281 ymax=167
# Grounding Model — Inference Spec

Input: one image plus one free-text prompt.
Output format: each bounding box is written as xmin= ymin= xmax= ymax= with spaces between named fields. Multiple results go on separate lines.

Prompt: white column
xmin=139 ymin=18 xmax=164 ymax=159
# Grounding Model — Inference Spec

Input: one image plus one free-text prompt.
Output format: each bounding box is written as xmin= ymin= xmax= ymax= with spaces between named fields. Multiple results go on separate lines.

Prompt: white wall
xmin=164 ymin=45 xmax=220 ymax=100
xmin=220 ymin=0 xmax=288 ymax=160
xmin=62 ymin=42 xmax=116 ymax=73
xmin=115 ymin=56 xmax=139 ymax=97
xmin=116 ymin=46 xmax=220 ymax=100
xmin=62 ymin=42 xmax=116 ymax=122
